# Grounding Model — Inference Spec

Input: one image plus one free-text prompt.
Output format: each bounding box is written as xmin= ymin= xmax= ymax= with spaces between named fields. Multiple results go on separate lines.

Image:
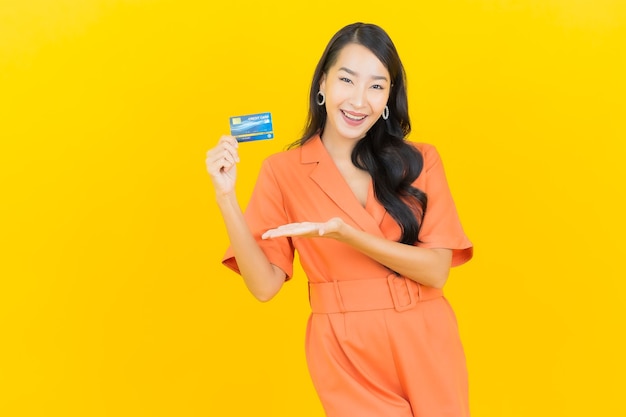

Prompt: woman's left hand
xmin=262 ymin=217 xmax=346 ymax=240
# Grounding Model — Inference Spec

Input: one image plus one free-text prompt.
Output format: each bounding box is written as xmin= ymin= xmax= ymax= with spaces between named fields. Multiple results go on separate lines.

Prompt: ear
xmin=319 ymin=73 xmax=326 ymax=92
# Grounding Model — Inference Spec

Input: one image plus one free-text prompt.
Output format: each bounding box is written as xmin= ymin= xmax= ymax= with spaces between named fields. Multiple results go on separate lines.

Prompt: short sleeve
xmin=222 ymin=158 xmax=295 ymax=278
xmin=416 ymin=144 xmax=473 ymax=267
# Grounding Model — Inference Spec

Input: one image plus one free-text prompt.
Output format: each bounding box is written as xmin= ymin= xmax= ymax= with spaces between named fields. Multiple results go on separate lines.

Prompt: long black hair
xmin=289 ymin=22 xmax=427 ymax=245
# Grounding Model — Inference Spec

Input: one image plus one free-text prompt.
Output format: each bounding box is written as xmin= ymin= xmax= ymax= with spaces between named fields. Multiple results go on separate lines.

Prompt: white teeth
xmin=342 ymin=110 xmax=366 ymax=121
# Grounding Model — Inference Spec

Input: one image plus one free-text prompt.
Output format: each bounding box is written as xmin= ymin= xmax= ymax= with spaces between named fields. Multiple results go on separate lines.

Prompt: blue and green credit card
xmin=229 ymin=112 xmax=274 ymax=142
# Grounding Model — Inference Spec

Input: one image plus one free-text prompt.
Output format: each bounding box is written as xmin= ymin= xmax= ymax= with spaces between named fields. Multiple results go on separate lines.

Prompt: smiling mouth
xmin=341 ymin=110 xmax=367 ymax=121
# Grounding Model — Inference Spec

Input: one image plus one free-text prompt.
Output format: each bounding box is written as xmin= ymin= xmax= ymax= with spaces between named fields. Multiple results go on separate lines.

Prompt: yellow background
xmin=1 ymin=0 xmax=625 ymax=416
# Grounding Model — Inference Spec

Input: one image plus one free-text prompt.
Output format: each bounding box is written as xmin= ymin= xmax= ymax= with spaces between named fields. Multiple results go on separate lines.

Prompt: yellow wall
xmin=1 ymin=1 xmax=625 ymax=416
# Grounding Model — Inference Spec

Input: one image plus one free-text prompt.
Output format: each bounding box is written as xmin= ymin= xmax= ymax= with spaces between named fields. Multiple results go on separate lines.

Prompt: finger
xmin=217 ymin=154 xmax=236 ymax=173
xmin=215 ymin=136 xmax=240 ymax=163
xmin=206 ymin=151 xmax=235 ymax=175
xmin=214 ymin=146 xmax=239 ymax=165
xmin=262 ymin=228 xmax=285 ymax=239
xmin=218 ymin=134 xmax=239 ymax=148
xmin=208 ymin=139 xmax=240 ymax=162
xmin=318 ymin=221 xmax=336 ymax=236
xmin=268 ymin=223 xmax=319 ymax=238
xmin=222 ymin=143 xmax=240 ymax=163
xmin=262 ymin=228 xmax=283 ymax=239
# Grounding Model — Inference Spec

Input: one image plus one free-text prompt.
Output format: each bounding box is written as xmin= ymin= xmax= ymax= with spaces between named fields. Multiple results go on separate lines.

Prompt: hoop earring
xmin=382 ymin=105 xmax=389 ymax=120
xmin=316 ymin=91 xmax=326 ymax=106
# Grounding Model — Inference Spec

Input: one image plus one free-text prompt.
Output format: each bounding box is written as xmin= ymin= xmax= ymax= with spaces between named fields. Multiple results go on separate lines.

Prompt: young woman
xmin=206 ymin=22 xmax=473 ymax=417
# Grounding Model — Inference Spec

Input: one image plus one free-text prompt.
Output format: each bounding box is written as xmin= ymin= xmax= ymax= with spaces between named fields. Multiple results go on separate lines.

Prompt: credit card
xmin=229 ymin=112 xmax=274 ymax=142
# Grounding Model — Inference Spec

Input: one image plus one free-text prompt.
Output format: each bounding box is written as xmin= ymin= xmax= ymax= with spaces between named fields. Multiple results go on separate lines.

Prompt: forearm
xmin=216 ymin=192 xmax=285 ymax=301
xmin=338 ymin=224 xmax=452 ymax=288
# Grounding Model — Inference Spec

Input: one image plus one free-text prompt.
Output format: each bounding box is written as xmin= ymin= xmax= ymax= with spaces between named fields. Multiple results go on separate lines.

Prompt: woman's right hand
xmin=205 ymin=135 xmax=240 ymax=196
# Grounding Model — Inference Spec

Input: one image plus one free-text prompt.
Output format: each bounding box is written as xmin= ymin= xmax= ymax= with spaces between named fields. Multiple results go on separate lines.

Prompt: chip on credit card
xmin=229 ymin=112 xmax=274 ymax=142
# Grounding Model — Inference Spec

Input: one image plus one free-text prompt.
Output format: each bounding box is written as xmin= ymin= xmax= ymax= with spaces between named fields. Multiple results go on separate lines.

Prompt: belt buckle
xmin=387 ymin=274 xmax=418 ymax=312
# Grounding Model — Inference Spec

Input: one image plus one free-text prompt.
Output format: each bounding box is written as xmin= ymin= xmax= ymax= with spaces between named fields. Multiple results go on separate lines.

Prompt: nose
xmin=349 ymin=86 xmax=367 ymax=108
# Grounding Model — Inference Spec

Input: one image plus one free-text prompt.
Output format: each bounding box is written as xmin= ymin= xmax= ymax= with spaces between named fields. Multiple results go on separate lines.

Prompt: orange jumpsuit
xmin=223 ymin=135 xmax=473 ymax=417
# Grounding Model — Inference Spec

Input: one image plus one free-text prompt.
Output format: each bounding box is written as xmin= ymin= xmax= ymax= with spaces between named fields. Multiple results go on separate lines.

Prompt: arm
xmin=337 ymin=221 xmax=452 ymax=288
xmin=260 ymin=144 xmax=470 ymax=288
xmin=207 ymin=136 xmax=286 ymax=302
xmin=262 ymin=218 xmax=452 ymax=289
xmin=344 ymin=143 xmax=468 ymax=285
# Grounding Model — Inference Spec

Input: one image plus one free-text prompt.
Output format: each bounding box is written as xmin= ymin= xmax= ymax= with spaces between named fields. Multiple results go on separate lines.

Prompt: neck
xmin=320 ymin=132 xmax=361 ymax=161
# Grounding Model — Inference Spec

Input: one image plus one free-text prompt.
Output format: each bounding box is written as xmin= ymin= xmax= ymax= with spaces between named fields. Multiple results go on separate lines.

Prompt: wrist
xmin=215 ymin=190 xmax=238 ymax=209
xmin=336 ymin=218 xmax=353 ymax=242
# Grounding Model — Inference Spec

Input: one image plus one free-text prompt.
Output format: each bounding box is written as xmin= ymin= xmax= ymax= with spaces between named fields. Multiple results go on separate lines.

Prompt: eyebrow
xmin=338 ymin=66 xmax=389 ymax=82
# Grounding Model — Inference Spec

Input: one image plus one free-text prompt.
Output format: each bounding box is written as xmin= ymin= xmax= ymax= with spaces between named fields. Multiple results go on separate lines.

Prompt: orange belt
xmin=308 ymin=275 xmax=443 ymax=314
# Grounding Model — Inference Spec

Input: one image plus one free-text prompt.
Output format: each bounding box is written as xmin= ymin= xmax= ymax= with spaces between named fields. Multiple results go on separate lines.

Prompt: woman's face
xmin=319 ymin=43 xmax=391 ymax=143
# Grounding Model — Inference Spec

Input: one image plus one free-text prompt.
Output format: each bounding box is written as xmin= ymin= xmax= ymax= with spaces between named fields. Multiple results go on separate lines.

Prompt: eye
xmin=371 ymin=84 xmax=384 ymax=90
xmin=340 ymin=77 xmax=353 ymax=84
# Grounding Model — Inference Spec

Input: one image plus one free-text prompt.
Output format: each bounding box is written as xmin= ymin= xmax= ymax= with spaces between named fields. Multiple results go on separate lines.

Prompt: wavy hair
xmin=289 ymin=22 xmax=427 ymax=245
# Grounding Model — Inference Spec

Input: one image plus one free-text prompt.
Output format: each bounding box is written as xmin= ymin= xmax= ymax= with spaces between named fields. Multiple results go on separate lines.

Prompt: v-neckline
xmin=303 ymin=136 xmax=387 ymax=235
